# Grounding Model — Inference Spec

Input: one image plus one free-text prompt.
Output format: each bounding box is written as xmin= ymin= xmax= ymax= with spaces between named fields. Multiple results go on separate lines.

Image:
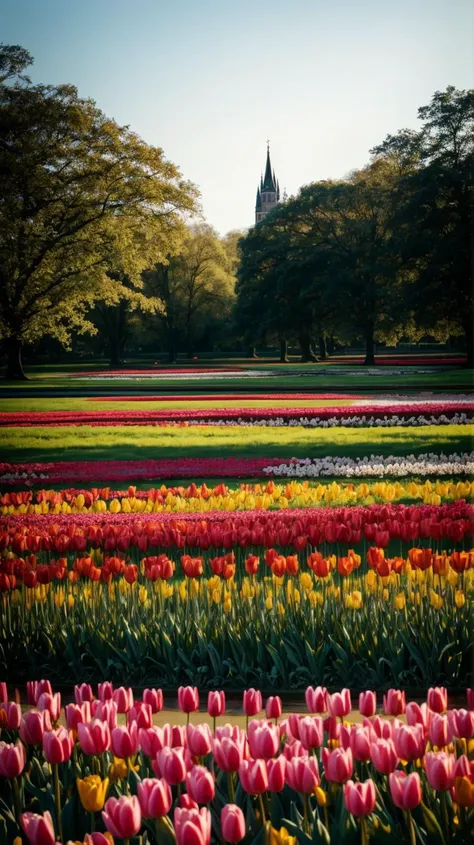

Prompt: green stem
xmin=258 ymin=793 xmax=267 ymax=826
xmin=90 ymin=811 xmax=95 ymax=833
xmin=406 ymin=810 xmax=416 ymax=845
xmin=53 ymin=763 xmax=63 ymax=843
xmin=303 ymin=793 xmax=310 ymax=834
xmin=12 ymin=776 xmax=22 ymax=826
xmin=360 ymin=816 xmax=369 ymax=845
xmin=440 ymin=791 xmax=450 ymax=843
xmin=227 ymin=771 xmax=235 ymax=803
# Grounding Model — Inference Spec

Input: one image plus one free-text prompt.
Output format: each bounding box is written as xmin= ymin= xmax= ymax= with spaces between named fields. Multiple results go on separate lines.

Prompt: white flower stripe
xmin=262 ymin=452 xmax=474 ymax=478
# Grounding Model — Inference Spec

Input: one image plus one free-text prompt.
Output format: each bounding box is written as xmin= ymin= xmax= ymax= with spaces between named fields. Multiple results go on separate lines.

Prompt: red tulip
xmin=427 ymin=687 xmax=448 ymax=714
xmin=383 ymin=689 xmax=406 ymax=716
xmin=21 ymin=811 xmax=56 ymax=845
xmin=359 ymin=691 xmax=376 ymax=718
xmin=171 ymin=725 xmax=186 ymax=747
xmin=178 ymin=686 xmax=200 ymax=714
xmin=74 ymin=683 xmax=93 ymax=704
xmin=369 ymin=716 xmax=397 ymax=740
xmin=139 ymin=725 xmax=171 ymax=757
xmin=112 ymin=686 xmax=133 ymax=714
xmin=143 ymin=688 xmax=164 ymax=713
xmin=286 ymin=756 xmax=320 ymax=793
xmin=0 ymin=682 xmax=6 ymax=703
xmin=90 ymin=700 xmax=117 ymax=730
xmin=0 ymin=740 xmax=26 ymax=776
xmin=78 ymin=719 xmax=111 ymax=755
xmin=305 ymin=686 xmax=327 ymax=713
xmin=111 ymin=723 xmax=139 ymax=758
xmin=344 ymin=779 xmax=376 ymax=816
xmin=155 ymin=747 xmax=188 ymax=784
xmin=243 ymin=689 xmax=262 ymax=717
xmin=98 ymin=682 xmax=114 ymax=702
xmin=449 ymin=708 xmax=474 ymax=739
xmin=221 ymin=804 xmax=246 ymax=843
xmin=406 ymin=702 xmax=431 ymax=735
xmin=102 ymin=794 xmax=141 ymax=839
xmin=174 ymin=806 xmax=211 ymax=845
xmin=247 ymin=720 xmax=279 ymax=759
xmin=207 ymin=690 xmax=225 ymax=718
xmin=429 ymin=714 xmax=452 ymax=748
xmin=389 ymin=770 xmax=422 ymax=810
xmin=370 ymin=738 xmax=399 ymax=774
xmin=467 ymin=689 xmax=474 ymax=711
xmin=37 ymin=692 xmax=61 ymax=722
xmin=186 ymin=764 xmax=216 ymax=803
xmin=327 ymin=689 xmax=351 ymax=718
xmin=213 ymin=735 xmax=246 ymax=773
xmin=287 ymin=714 xmax=301 ymax=740
xmin=186 ymin=723 xmax=213 ymax=757
xmin=127 ymin=702 xmax=153 ymax=730
xmin=425 ymin=751 xmax=456 ymax=791
xmin=265 ymin=696 xmax=282 ymax=720
xmin=266 ymin=756 xmax=286 ymax=792
xmin=321 ymin=747 xmax=353 ymax=783
xmin=138 ymin=777 xmax=172 ymax=818
xmin=42 ymin=727 xmax=73 ymax=764
xmin=66 ymin=702 xmax=91 ymax=731
xmin=347 ymin=726 xmax=372 ymax=762
xmin=394 ymin=724 xmax=426 ymax=762
xmin=20 ymin=709 xmax=51 ymax=745
xmin=239 ymin=758 xmax=268 ymax=794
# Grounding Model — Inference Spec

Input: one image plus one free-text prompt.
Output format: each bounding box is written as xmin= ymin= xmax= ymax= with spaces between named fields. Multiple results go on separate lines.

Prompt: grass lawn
xmin=0 ymin=398 xmax=357 ymax=413
xmin=1 ymin=423 xmax=471 ymax=463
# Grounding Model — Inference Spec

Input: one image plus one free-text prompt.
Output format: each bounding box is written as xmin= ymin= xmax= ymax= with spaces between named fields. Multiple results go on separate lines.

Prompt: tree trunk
xmin=5 ymin=337 xmax=27 ymax=380
xmin=363 ymin=329 xmax=376 ymax=365
xmin=299 ymin=333 xmax=319 ymax=363
xmin=327 ymin=336 xmax=335 ymax=354
xmin=279 ymin=338 xmax=289 ymax=362
xmin=318 ymin=335 xmax=328 ymax=360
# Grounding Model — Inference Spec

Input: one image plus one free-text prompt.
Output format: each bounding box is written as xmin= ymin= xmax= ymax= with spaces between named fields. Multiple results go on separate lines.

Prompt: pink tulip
xmin=66 ymin=702 xmax=91 ymax=732
xmin=265 ymin=696 xmax=282 ymax=720
xmin=424 ymin=751 xmax=456 ymax=791
xmin=216 ymin=724 xmax=243 ymax=743
xmin=111 ymin=723 xmax=139 ymax=759
xmin=0 ymin=740 xmax=26 ymax=777
xmin=22 ymin=810 xmax=56 ymax=845
xmin=139 ymin=725 xmax=171 ymax=757
xmin=370 ymin=739 xmax=399 ymax=774
xmin=394 ymin=724 xmax=426 ymax=762
xmin=74 ymin=683 xmax=93 ymax=704
xmin=247 ymin=720 xmax=280 ymax=759
xmin=467 ymin=689 xmax=474 ymax=711
xmin=127 ymin=702 xmax=153 ymax=730
xmin=27 ymin=680 xmax=52 ymax=705
xmin=178 ymin=686 xmax=200 ymax=714
xmin=187 ymin=765 xmax=216 ymax=803
xmin=322 ymin=747 xmax=353 ymax=783
xmin=406 ymin=702 xmax=431 ymax=735
xmin=239 ymin=758 xmax=269 ymax=794
xmin=143 ymin=688 xmax=164 ymax=713
xmin=0 ymin=701 xmax=21 ymax=730
xmin=243 ymin=688 xmax=262 ymax=717
xmin=90 ymin=700 xmax=117 ymax=730
xmin=449 ymin=708 xmax=474 ymax=739
xmin=324 ymin=716 xmax=341 ymax=741
xmin=427 ymin=687 xmax=448 ymax=714
xmin=138 ymin=777 xmax=172 ymax=818
xmin=359 ymin=691 xmax=376 ymax=718
xmin=98 ymin=682 xmax=114 ymax=702
xmin=155 ymin=747 xmax=188 ymax=784
xmin=344 ymin=779 xmax=376 ymax=816
xmin=207 ymin=690 xmax=225 ymax=718
xmin=221 ymin=804 xmax=246 ymax=843
xmin=283 ymin=740 xmax=305 ymax=760
xmin=453 ymin=755 xmax=471 ymax=778
xmin=179 ymin=793 xmax=199 ymax=811
xmin=383 ymin=689 xmax=406 ymax=717
xmin=82 ymin=834 xmax=112 ymax=845
xmin=389 ymin=771 xmax=422 ymax=810
xmin=187 ymin=723 xmax=213 ymax=757
xmin=37 ymin=692 xmax=61 ymax=722
xmin=429 ymin=714 xmax=452 ymax=748
xmin=0 ymin=683 xmax=6 ymax=703
xmin=286 ymin=756 xmax=320 ymax=793
xmin=213 ymin=737 xmax=245 ymax=773
xmin=20 ymin=709 xmax=51 ymax=745
xmin=348 ymin=726 xmax=372 ymax=762
xmin=266 ymin=756 xmax=286 ymax=792
xmin=305 ymin=686 xmax=327 ymax=713
xmin=174 ymin=806 xmax=211 ymax=845
xmin=369 ymin=716 xmax=396 ymax=740
xmin=171 ymin=724 xmax=187 ymax=747
xmin=287 ymin=714 xmax=301 ymax=740
xmin=78 ymin=719 xmax=111 ymax=755
xmin=43 ymin=727 xmax=73 ymax=764
xmin=299 ymin=716 xmax=324 ymax=751
xmin=102 ymin=794 xmax=141 ymax=839
xmin=327 ymin=689 xmax=351 ymax=719
xmin=112 ymin=686 xmax=133 ymax=714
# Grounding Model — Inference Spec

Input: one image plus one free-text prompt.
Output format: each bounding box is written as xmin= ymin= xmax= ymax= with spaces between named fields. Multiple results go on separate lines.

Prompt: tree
xmin=145 ymin=224 xmax=236 ymax=360
xmin=372 ymin=86 xmax=474 ymax=365
xmin=0 ymin=45 xmax=198 ymax=378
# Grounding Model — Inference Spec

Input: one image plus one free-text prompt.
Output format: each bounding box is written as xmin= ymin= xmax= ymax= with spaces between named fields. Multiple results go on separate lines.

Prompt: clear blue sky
xmin=1 ymin=0 xmax=473 ymax=234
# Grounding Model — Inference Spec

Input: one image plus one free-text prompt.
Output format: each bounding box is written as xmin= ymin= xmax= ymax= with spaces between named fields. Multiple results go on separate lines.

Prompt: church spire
xmin=262 ymin=141 xmax=276 ymax=192
xmin=255 ymin=141 xmax=280 ymax=224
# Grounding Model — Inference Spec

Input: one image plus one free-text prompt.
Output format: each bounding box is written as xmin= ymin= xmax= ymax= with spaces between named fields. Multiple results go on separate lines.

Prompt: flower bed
xmin=263 ymin=453 xmax=474 ymax=478
xmin=90 ymin=393 xmax=365 ymax=402
xmin=0 ymin=681 xmax=472 ymax=844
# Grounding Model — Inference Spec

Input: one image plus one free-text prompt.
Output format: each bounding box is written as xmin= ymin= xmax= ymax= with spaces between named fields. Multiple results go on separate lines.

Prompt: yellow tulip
xmin=76 ymin=775 xmax=109 ymax=812
xmin=394 ymin=593 xmax=406 ymax=610
xmin=430 ymin=590 xmax=443 ymax=609
xmin=138 ymin=586 xmax=148 ymax=604
xmin=454 ymin=590 xmax=465 ymax=607
xmin=265 ymin=596 xmax=273 ymax=610
xmin=269 ymin=827 xmax=297 ymax=845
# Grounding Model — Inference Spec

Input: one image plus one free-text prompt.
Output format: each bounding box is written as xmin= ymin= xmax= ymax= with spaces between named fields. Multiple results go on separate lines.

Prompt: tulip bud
xmin=286 ymin=756 xmax=320 ymax=793
xmin=429 ymin=714 xmax=452 ymax=748
xmin=359 ymin=691 xmax=376 ymax=718
xmin=42 ymin=727 xmax=74 ymax=764
xmin=299 ymin=716 xmax=324 ymax=751
xmin=389 ymin=771 xmax=422 ymax=810
xmin=139 ymin=725 xmax=171 ymax=757
xmin=344 ymin=779 xmax=376 ymax=816
xmin=111 ymin=723 xmax=139 ymax=759
xmin=21 ymin=811 xmax=56 ymax=845
xmin=370 ymin=738 xmax=399 ymax=774
xmin=178 ymin=686 xmax=199 ymax=714
xmin=449 ymin=708 xmax=474 ymax=739
xmin=187 ymin=723 xmax=213 ymax=757
xmin=239 ymin=758 xmax=268 ymax=794
xmin=0 ymin=740 xmax=26 ymax=777
xmin=138 ymin=777 xmax=172 ymax=818
xmin=186 ymin=764 xmax=216 ymax=803
xmin=174 ymin=806 xmax=211 ymax=845
xmin=207 ymin=690 xmax=225 ymax=718
xmin=0 ymin=701 xmax=21 ymax=730
xmin=78 ymin=719 xmax=111 ymax=755
xmin=37 ymin=692 xmax=61 ymax=722
xmin=221 ymin=804 xmax=246 ymax=843
xmin=427 ymin=687 xmax=448 ymax=714
xmin=247 ymin=720 xmax=280 ymax=759
xmin=243 ymin=688 xmax=262 ymax=717
xmin=265 ymin=696 xmax=282 ymax=720
xmin=305 ymin=686 xmax=327 ymax=713
xmin=321 ymin=747 xmax=353 ymax=783
xmin=155 ymin=747 xmax=187 ymax=784
xmin=127 ymin=702 xmax=153 ymax=730
xmin=102 ymin=794 xmax=141 ymax=840
xmin=112 ymin=686 xmax=133 ymax=714
xmin=143 ymin=688 xmax=164 ymax=713
xmin=266 ymin=756 xmax=286 ymax=792
xmin=425 ymin=751 xmax=456 ymax=791
xmin=20 ymin=709 xmax=51 ymax=745
xmin=383 ymin=689 xmax=406 ymax=717
xmin=327 ymin=689 xmax=351 ymax=719
xmin=98 ymin=682 xmax=114 ymax=702
xmin=66 ymin=702 xmax=91 ymax=732
xmin=74 ymin=683 xmax=94 ymax=704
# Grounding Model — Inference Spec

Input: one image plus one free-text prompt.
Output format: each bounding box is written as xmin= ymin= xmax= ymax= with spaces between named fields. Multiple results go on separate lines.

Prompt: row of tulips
xmin=1 ymin=547 xmax=473 ymax=591
xmin=1 ymin=503 xmax=473 ymax=555
xmin=1 ymin=402 xmax=471 ymax=427
xmin=2 ymin=479 xmax=472 ymax=516
xmin=1 ymin=683 xmax=473 ymax=844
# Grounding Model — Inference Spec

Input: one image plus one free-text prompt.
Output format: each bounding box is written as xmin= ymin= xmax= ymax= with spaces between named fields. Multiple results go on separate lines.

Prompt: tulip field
xmin=0 ymin=371 xmax=473 ymax=842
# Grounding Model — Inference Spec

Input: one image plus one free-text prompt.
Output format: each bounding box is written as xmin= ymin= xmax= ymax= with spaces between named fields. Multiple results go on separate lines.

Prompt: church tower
xmin=255 ymin=142 xmax=280 ymax=224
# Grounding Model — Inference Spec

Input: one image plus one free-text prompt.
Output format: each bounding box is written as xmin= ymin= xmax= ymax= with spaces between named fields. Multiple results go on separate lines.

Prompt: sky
xmin=1 ymin=0 xmax=473 ymax=235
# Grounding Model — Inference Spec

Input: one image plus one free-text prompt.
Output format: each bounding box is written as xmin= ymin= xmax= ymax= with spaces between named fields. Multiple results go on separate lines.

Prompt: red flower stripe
xmin=0 ymin=402 xmax=471 ymax=427
xmin=88 ymin=393 xmax=363 ymax=402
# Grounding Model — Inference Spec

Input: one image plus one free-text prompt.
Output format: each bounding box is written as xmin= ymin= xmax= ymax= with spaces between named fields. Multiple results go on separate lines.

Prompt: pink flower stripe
xmin=1 ymin=503 xmax=473 ymax=554
xmin=1 ymin=402 xmax=471 ymax=427
xmin=88 ymin=393 xmax=362 ymax=402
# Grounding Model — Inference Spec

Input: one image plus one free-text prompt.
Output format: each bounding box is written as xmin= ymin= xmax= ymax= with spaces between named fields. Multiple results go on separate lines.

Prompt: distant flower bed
xmin=264 ymin=453 xmax=474 ymax=478
xmin=89 ymin=393 xmax=363 ymax=402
